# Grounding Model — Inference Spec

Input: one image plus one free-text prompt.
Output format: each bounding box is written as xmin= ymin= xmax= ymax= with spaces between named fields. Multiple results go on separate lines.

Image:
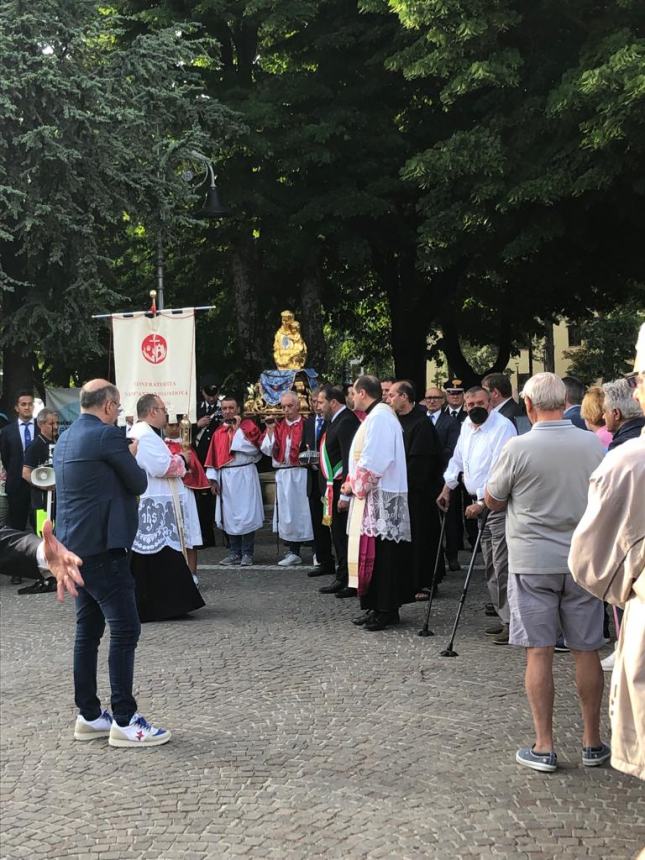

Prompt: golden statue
xmin=273 ymin=310 xmax=308 ymax=370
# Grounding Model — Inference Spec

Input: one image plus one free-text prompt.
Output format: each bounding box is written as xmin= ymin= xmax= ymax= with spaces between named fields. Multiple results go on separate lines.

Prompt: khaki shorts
xmin=508 ymin=573 xmax=604 ymax=650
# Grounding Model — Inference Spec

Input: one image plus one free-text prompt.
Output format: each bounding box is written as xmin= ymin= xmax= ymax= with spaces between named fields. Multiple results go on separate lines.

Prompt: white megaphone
xmin=31 ymin=464 xmax=55 ymax=489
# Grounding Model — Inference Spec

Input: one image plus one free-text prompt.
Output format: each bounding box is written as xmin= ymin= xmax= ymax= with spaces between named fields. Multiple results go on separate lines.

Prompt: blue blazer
xmin=564 ymin=405 xmax=587 ymax=430
xmin=54 ymin=414 xmax=147 ymax=557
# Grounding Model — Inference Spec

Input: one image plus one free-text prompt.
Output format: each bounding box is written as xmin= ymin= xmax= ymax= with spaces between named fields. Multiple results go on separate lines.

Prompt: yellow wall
xmin=426 ymin=320 xmax=578 ymax=395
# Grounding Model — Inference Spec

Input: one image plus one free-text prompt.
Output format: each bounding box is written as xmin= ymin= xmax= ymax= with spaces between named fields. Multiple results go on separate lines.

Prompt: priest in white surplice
xmin=130 ymin=394 xmax=204 ymax=622
xmin=343 ymin=375 xmax=412 ymax=631
xmin=204 ymin=396 xmax=264 ymax=566
xmin=260 ymin=390 xmax=313 ymax=567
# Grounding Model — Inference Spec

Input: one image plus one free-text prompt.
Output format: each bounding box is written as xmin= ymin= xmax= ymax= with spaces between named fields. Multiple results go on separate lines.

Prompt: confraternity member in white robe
xmin=260 ymin=390 xmax=313 ymax=567
xmin=130 ymin=395 xmax=204 ymax=623
xmin=342 ymin=375 xmax=411 ymax=631
xmin=204 ymin=396 xmax=264 ymax=566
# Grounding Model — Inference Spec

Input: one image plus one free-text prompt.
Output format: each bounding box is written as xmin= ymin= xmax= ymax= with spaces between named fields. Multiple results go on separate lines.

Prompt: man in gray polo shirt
xmin=485 ymin=372 xmax=609 ymax=773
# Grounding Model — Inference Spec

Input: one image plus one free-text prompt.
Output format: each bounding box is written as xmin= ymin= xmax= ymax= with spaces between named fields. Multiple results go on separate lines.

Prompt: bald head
xmin=80 ymin=379 xmax=121 ymax=424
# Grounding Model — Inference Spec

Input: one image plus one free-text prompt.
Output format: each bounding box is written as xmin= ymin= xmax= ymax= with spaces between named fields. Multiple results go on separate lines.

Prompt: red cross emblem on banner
xmin=141 ymin=333 xmax=167 ymax=364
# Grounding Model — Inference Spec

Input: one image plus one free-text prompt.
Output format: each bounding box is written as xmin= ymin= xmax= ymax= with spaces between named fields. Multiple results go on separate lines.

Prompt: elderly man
xmin=130 ymin=394 xmax=204 ymax=623
xmin=22 ymin=407 xmax=59 ymax=530
xmin=437 ymin=386 xmax=516 ymax=641
xmin=602 ymin=378 xmax=645 ymax=450
xmin=261 ymin=390 xmax=313 ymax=566
xmin=485 ymin=373 xmax=607 ymax=773
xmin=569 ymin=328 xmax=645 ymax=781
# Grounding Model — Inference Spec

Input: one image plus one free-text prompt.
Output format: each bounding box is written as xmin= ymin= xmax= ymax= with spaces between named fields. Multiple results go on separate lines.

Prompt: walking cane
xmin=440 ymin=507 xmax=489 ymax=657
xmin=418 ymin=510 xmax=447 ymax=638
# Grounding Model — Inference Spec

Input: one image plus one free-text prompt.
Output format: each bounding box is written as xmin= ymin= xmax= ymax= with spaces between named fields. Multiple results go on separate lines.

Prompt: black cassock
xmin=398 ymin=405 xmax=445 ymax=593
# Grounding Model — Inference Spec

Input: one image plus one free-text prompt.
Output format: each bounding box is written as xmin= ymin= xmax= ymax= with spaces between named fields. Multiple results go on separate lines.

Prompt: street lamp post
xmin=155 ymin=149 xmax=228 ymax=311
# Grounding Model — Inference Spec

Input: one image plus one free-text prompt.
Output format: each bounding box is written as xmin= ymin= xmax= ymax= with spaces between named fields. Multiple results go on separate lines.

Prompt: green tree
xmin=369 ymin=0 xmax=645 ymax=383
xmin=0 ymin=0 xmax=239 ymax=408
xmin=564 ymin=293 xmax=645 ymax=382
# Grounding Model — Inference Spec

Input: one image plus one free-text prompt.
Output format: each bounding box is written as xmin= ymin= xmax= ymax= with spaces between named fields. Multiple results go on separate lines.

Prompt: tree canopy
xmin=1 ymin=0 xmax=643 ymax=405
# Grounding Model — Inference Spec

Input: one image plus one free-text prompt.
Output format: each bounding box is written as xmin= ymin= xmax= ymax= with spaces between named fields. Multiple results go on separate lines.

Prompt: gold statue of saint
xmin=273 ymin=310 xmax=308 ymax=370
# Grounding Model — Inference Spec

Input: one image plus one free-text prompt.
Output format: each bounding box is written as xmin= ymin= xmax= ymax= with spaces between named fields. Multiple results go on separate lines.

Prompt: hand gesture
xmin=42 ymin=520 xmax=84 ymax=603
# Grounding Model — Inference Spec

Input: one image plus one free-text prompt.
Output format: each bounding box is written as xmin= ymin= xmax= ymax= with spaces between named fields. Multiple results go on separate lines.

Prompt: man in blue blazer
xmin=562 ymin=376 xmax=588 ymax=430
xmin=54 ymin=379 xmax=170 ymax=748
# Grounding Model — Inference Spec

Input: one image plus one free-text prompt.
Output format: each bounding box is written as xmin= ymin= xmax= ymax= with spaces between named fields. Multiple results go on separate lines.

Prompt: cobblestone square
xmin=1 ymin=534 xmax=643 ymax=859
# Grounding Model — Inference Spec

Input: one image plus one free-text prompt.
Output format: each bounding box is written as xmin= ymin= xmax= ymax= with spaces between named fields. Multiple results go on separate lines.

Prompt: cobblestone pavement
xmin=1 ymin=532 xmax=643 ymax=860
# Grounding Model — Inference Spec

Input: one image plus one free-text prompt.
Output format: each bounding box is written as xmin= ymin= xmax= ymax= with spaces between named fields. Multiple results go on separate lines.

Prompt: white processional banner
xmin=112 ymin=310 xmax=197 ymax=422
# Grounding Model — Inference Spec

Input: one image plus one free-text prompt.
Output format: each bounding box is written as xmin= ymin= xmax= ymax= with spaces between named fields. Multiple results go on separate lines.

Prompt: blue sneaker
xmin=516 ymin=746 xmax=558 ymax=773
xmin=582 ymin=742 xmax=611 ymax=767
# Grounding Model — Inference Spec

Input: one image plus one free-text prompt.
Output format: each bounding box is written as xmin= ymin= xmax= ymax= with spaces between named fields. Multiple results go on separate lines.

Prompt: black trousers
xmin=7 ymin=484 xmax=31 ymax=531
xmin=330 ymin=482 xmax=349 ymax=586
xmin=308 ymin=487 xmax=334 ymax=572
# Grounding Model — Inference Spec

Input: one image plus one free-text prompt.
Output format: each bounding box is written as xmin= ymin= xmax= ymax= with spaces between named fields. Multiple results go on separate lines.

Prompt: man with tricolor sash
xmin=316 ymin=385 xmax=360 ymax=598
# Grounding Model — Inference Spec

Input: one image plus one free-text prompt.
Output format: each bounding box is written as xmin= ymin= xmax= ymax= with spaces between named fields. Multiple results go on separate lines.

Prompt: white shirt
xmin=444 ymin=409 xmax=516 ymax=500
xmin=447 ymin=407 xmax=464 ymax=420
xmin=429 ymin=409 xmax=442 ymax=425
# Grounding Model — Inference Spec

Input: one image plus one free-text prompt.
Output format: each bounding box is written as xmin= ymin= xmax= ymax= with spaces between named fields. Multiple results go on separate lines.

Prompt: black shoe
xmin=335 ymin=587 xmax=357 ymax=599
xmin=352 ymin=611 xmax=376 ymax=626
xmin=10 ymin=576 xmax=23 ymax=585
xmin=319 ymin=581 xmax=344 ymax=594
xmin=364 ymin=610 xmax=400 ymax=631
xmin=447 ymin=557 xmax=461 ymax=572
xmin=308 ymin=567 xmax=335 ymax=578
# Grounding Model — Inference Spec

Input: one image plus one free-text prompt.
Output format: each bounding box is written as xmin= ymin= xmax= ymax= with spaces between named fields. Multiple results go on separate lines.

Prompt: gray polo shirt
xmin=486 ymin=420 xmax=604 ymax=574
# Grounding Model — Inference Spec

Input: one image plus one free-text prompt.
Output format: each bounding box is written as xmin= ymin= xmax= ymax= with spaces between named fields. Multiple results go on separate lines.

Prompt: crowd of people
xmin=0 ymin=333 xmax=643 ymax=777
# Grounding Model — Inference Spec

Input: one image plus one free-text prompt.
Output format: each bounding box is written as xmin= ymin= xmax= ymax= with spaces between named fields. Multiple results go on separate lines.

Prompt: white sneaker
xmin=601 ymin=651 xmax=616 ymax=672
xmin=240 ymin=554 xmax=254 ymax=567
xmin=108 ymin=713 xmax=171 ymax=748
xmin=220 ymin=554 xmax=241 ymax=566
xmin=74 ymin=709 xmax=113 ymax=741
xmin=278 ymin=552 xmax=302 ymax=567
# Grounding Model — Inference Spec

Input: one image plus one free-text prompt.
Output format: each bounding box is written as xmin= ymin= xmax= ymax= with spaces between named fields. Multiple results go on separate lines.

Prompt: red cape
xmin=205 ymin=419 xmax=261 ymax=468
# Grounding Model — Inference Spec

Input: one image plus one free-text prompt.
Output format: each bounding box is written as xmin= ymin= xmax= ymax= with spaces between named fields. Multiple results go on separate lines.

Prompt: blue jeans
xmin=74 ymin=551 xmax=140 ymax=726
xmin=229 ymin=532 xmax=255 ymax=557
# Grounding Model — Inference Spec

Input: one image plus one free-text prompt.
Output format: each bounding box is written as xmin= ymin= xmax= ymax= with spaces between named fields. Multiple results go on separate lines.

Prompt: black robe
xmin=398 ymin=405 xmax=445 ymax=592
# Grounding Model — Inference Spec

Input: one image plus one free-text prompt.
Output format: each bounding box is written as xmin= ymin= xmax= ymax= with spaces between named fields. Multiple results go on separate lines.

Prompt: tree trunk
xmin=438 ymin=314 xmax=513 ymax=388
xmin=376 ymin=248 xmax=429 ymax=398
xmin=300 ymin=269 xmax=326 ymax=371
xmin=0 ymin=346 xmax=35 ymax=414
xmin=231 ymin=239 xmax=264 ymax=378
xmin=542 ymin=322 xmax=555 ymax=372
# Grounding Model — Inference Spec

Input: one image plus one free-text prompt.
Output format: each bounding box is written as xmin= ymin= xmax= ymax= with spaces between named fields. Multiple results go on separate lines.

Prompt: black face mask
xmin=468 ymin=406 xmax=489 ymax=426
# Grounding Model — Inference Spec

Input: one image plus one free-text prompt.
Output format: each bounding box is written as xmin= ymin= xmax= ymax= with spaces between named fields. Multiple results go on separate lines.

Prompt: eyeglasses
xmin=623 ymin=371 xmax=641 ymax=390
xmin=425 ymin=396 xmax=444 ymax=400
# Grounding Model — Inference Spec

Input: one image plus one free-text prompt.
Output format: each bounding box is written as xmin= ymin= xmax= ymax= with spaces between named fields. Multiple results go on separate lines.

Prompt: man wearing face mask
xmin=437 ymin=386 xmax=517 ymax=643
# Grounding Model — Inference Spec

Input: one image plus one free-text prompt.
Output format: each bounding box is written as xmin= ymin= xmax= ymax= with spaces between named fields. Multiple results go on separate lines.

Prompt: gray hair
xmin=602 ymin=379 xmax=643 ymax=419
xmin=522 ymin=373 xmax=566 ymax=410
xmin=80 ymin=383 xmax=118 ymax=410
xmin=37 ymin=408 xmax=58 ymax=426
xmin=280 ymin=390 xmax=299 ymax=406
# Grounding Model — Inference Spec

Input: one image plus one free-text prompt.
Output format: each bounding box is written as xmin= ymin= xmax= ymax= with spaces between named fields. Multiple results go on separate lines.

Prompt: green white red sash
xmin=319 ymin=433 xmax=343 ymax=526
